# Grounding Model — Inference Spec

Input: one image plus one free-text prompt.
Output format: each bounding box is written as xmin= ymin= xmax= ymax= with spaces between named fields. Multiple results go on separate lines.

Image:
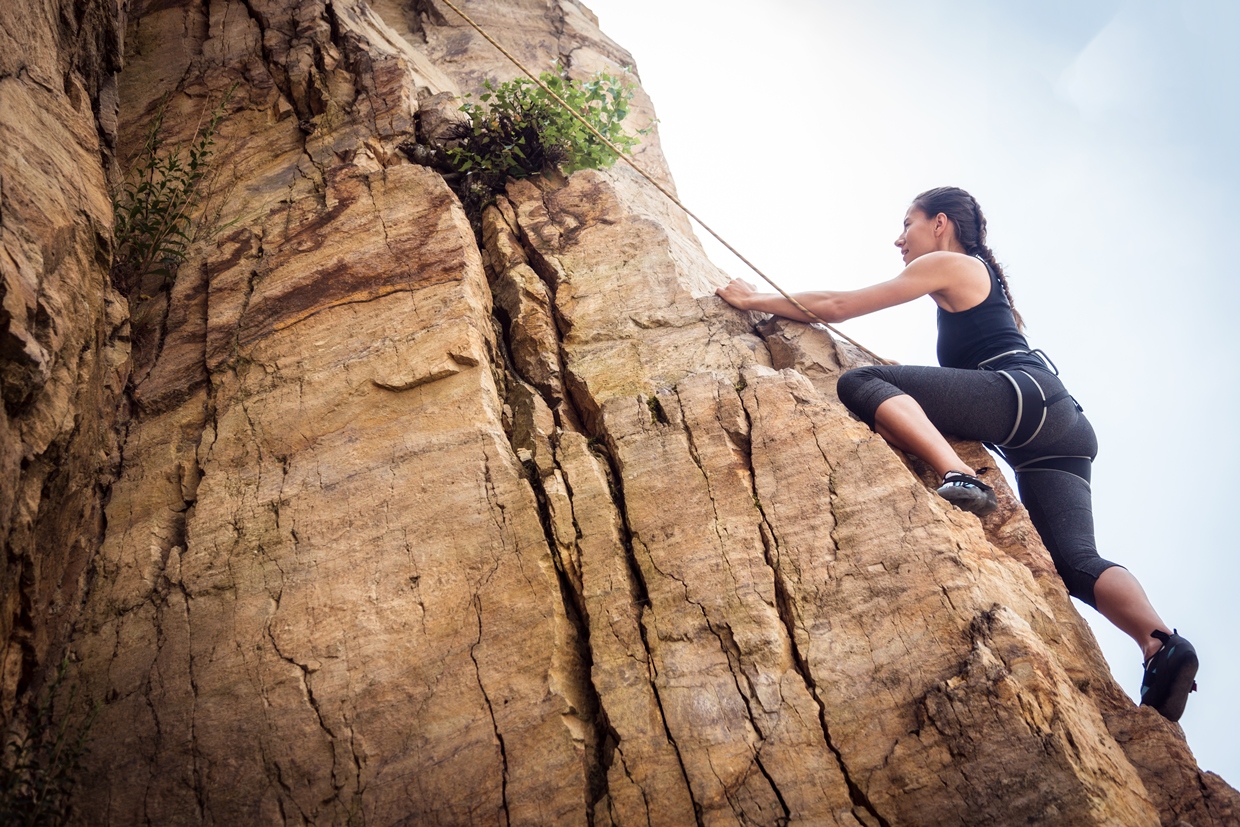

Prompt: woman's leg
xmin=1096 ymin=562 xmax=1196 ymax=720
xmin=837 ymin=365 xmax=1017 ymax=476
xmin=1093 ymin=566 xmax=1170 ymax=659
xmin=874 ymin=395 xmax=976 ymax=478
xmin=1016 ymin=435 xmax=1169 ymax=655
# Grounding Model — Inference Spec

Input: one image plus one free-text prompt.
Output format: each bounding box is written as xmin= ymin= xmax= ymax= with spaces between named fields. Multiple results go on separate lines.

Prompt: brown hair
xmin=912 ymin=186 xmax=1025 ymax=331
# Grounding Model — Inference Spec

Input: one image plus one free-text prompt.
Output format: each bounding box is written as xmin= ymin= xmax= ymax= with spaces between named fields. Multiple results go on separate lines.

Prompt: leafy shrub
xmin=0 ymin=658 xmax=99 ymax=827
xmin=112 ymin=87 xmax=235 ymax=291
xmin=445 ymin=70 xmax=647 ymax=208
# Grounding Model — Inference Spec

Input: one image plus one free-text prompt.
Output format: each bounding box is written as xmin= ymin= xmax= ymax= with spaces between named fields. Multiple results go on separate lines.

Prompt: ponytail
xmin=912 ymin=187 xmax=1025 ymax=331
xmin=974 ymin=243 xmax=1025 ymax=333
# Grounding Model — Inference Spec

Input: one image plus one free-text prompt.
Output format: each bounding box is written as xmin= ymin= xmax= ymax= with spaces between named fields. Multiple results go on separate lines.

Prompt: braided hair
xmin=911 ymin=186 xmax=1025 ymax=331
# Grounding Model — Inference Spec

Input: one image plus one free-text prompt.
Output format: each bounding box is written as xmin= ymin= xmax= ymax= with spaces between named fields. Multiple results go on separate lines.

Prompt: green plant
xmin=0 ymin=658 xmax=100 ymax=827
xmin=112 ymin=86 xmax=236 ymax=290
xmin=446 ymin=70 xmax=647 ymax=199
xmin=646 ymin=394 xmax=668 ymax=425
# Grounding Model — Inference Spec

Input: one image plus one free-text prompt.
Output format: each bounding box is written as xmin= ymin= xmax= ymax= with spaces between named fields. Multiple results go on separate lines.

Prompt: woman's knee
xmin=1059 ymin=560 xmax=1121 ymax=608
xmin=1061 ymin=566 xmax=1102 ymax=607
xmin=836 ymin=366 xmax=886 ymax=408
xmin=836 ymin=366 xmax=897 ymax=426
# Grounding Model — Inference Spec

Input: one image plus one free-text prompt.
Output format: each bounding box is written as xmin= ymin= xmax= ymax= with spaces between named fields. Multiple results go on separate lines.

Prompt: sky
xmin=582 ymin=0 xmax=1240 ymax=786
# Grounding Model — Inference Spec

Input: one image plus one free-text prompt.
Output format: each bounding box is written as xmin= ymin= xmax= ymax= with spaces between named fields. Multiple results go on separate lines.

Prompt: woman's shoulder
xmin=910 ymin=252 xmax=991 ymax=312
xmin=914 ymin=250 xmax=986 ymax=270
xmin=903 ymin=251 xmax=988 ymax=286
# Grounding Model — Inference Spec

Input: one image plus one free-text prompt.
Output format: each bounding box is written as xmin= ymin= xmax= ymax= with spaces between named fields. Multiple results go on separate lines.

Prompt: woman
xmin=715 ymin=186 xmax=1198 ymax=722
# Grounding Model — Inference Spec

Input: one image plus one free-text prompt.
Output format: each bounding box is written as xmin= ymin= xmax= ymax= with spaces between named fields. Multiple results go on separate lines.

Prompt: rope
xmin=438 ymin=0 xmax=889 ymax=366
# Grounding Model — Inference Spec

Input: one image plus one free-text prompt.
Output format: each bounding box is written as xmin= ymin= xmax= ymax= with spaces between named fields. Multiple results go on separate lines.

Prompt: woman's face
xmin=894 ymin=207 xmax=938 ymax=265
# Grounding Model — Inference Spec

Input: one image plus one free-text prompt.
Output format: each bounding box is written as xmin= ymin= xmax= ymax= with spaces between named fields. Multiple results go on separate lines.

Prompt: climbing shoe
xmin=1140 ymin=629 xmax=1198 ymax=722
xmin=936 ymin=471 xmax=997 ymax=516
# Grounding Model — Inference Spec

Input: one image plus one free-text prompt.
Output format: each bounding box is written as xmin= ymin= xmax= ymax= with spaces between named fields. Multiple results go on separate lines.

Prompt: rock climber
xmin=714 ymin=186 xmax=1198 ymax=723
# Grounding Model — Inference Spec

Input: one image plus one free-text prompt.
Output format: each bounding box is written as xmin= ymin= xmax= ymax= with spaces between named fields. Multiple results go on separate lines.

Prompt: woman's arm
xmin=715 ymin=252 xmax=985 ymax=322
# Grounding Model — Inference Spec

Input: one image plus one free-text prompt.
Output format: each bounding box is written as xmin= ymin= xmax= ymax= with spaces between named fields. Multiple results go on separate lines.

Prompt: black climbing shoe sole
xmin=936 ymin=472 xmax=997 ymax=517
xmin=1140 ymin=629 xmax=1198 ymax=723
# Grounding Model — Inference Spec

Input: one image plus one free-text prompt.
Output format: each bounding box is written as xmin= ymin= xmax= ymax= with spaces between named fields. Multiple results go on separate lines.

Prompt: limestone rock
xmin=1 ymin=0 xmax=1236 ymax=825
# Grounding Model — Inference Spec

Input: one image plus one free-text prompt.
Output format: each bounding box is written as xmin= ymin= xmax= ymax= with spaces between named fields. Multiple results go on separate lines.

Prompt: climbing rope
xmin=438 ymin=0 xmax=889 ymax=366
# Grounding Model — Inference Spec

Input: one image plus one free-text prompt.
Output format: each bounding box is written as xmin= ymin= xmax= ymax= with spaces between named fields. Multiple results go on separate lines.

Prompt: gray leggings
xmin=836 ymin=364 xmax=1116 ymax=606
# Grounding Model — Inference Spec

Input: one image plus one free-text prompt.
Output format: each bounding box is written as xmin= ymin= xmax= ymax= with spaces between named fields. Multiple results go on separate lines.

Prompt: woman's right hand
xmin=716 ymin=278 xmax=760 ymax=311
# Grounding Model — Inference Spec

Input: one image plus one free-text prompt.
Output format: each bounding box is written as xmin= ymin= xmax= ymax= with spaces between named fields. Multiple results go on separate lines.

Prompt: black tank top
xmin=936 ymin=259 xmax=1040 ymax=371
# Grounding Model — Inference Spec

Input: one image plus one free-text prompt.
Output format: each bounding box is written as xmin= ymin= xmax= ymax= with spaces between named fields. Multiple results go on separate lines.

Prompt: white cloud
xmin=1058 ymin=10 xmax=1159 ymax=121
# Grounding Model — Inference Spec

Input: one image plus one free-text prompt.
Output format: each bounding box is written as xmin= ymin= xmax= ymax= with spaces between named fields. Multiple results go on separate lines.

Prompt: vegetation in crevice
xmin=111 ymin=85 xmax=237 ymax=295
xmin=439 ymin=70 xmax=649 ymax=223
xmin=0 ymin=657 xmax=99 ymax=827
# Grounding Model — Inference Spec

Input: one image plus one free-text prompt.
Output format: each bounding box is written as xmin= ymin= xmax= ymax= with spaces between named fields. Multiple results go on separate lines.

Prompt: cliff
xmin=0 ymin=0 xmax=129 ymax=728
xmin=1 ymin=0 xmax=1237 ymax=824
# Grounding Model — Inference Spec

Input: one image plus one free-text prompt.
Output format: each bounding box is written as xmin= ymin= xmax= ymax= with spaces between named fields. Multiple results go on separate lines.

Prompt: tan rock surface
xmin=0 ymin=0 xmax=129 ymax=722
xmin=1 ymin=0 xmax=1236 ymax=825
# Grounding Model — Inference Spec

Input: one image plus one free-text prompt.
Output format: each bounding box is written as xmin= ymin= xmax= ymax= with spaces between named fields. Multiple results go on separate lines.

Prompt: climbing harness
xmin=1012 ymin=455 xmax=1093 ymax=483
xmin=438 ymin=0 xmax=890 ymax=366
xmin=977 ymin=348 xmax=1090 ymax=481
xmin=978 ymin=348 xmax=1074 ymax=449
xmin=976 ymin=347 xmax=1060 ymax=373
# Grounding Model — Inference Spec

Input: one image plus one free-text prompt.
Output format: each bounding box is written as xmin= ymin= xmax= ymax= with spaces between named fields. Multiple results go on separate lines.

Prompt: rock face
xmin=2 ymin=0 xmax=1238 ymax=824
xmin=0 ymin=0 xmax=129 ymax=722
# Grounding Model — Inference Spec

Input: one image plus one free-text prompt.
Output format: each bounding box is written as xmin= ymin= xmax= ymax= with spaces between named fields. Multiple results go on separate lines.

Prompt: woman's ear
xmin=933 ymin=212 xmax=954 ymax=241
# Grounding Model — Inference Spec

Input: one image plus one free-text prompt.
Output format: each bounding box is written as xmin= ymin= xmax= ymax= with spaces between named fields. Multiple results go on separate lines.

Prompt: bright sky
xmin=583 ymin=0 xmax=1240 ymax=786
